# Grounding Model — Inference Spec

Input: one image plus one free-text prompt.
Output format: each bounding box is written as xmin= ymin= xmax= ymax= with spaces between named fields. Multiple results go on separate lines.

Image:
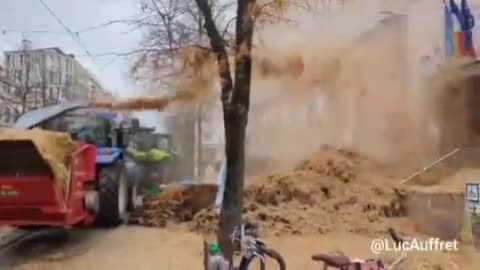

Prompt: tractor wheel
xmin=96 ymin=161 xmax=129 ymax=227
xmin=125 ymin=160 xmax=142 ymax=211
xmin=128 ymin=179 xmax=142 ymax=211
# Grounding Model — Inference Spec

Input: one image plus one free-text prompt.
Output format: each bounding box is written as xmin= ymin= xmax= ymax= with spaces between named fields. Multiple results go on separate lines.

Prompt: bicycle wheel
xmin=238 ymin=248 xmax=286 ymax=270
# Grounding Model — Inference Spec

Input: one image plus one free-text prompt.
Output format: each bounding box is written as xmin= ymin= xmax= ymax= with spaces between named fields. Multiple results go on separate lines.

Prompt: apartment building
xmin=0 ymin=43 xmax=105 ymax=123
xmin=0 ymin=62 xmax=10 ymax=125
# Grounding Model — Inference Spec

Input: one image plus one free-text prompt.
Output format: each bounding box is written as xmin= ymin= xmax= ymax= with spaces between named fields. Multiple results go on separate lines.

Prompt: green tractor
xmin=124 ymin=119 xmax=174 ymax=193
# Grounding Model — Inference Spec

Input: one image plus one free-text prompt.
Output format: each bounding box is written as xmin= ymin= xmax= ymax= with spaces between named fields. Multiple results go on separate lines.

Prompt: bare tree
xmin=133 ymin=0 xmax=319 ymax=261
xmin=0 ymin=39 xmax=44 ymax=120
xmin=191 ymin=0 xmax=256 ymax=260
xmin=131 ymin=0 xmax=234 ymax=86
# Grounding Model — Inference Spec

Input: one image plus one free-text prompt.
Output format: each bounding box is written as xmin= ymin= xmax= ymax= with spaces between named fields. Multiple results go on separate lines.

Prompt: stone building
xmin=0 ymin=43 xmax=105 ymax=123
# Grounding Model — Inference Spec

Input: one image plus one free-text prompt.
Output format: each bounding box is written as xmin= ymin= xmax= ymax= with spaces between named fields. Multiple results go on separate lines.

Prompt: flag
xmin=459 ymin=31 xmax=477 ymax=57
xmin=445 ymin=0 xmax=455 ymax=57
xmin=450 ymin=0 xmax=462 ymax=25
xmin=448 ymin=0 xmax=476 ymax=58
xmin=461 ymin=0 xmax=475 ymax=30
xmin=461 ymin=0 xmax=476 ymax=56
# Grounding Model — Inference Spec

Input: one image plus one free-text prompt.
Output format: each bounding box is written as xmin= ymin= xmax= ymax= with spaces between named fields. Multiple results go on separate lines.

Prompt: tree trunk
xmin=194 ymin=0 xmax=255 ymax=262
xmin=217 ymin=107 xmax=247 ymax=258
xmin=217 ymin=0 xmax=255 ymax=261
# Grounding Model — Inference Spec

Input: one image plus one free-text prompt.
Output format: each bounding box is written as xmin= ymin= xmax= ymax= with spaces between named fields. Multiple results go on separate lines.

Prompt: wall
xmin=319 ymin=14 xmax=411 ymax=164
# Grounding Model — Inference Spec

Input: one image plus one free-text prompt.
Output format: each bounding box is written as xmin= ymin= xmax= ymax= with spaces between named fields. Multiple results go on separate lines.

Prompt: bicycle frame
xmin=231 ymin=224 xmax=276 ymax=270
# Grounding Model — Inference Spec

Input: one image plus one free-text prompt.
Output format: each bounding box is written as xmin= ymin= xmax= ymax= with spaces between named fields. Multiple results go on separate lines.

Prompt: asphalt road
xmin=0 ymin=228 xmax=98 ymax=270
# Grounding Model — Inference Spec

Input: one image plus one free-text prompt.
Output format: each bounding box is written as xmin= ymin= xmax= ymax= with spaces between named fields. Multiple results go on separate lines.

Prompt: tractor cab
xmin=38 ymin=108 xmax=128 ymax=149
xmin=123 ymin=120 xmax=174 ymax=185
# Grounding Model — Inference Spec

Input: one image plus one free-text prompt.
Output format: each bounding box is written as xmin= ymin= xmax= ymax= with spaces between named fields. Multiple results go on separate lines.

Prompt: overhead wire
xmin=36 ymin=0 xmax=126 ymax=80
xmin=0 ymin=12 xmax=143 ymax=37
xmin=3 ymin=3 xmax=144 ymax=62
xmin=75 ymin=12 xmax=145 ymax=34
xmin=3 ymin=0 xmax=145 ymax=87
xmin=38 ymin=0 xmax=93 ymax=58
xmin=0 ymin=29 xmax=68 ymax=35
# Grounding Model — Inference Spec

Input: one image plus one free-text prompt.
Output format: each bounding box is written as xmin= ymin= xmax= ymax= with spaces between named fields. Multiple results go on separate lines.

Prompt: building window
xmin=15 ymin=70 xmax=22 ymax=82
xmin=4 ymin=108 xmax=11 ymax=123
xmin=46 ymin=55 xmax=51 ymax=69
xmin=49 ymin=71 xmax=54 ymax=83
xmin=49 ymin=87 xmax=54 ymax=101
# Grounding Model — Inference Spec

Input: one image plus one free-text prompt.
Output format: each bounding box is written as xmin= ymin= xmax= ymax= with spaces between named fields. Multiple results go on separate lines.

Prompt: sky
xmin=0 ymin=0 xmax=165 ymax=129
xmin=0 ymin=0 xmax=143 ymax=95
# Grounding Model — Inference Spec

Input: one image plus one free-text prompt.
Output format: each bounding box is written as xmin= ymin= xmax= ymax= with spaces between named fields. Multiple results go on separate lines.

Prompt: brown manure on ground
xmin=130 ymin=184 xmax=218 ymax=227
xmin=132 ymin=145 xmax=410 ymax=236
xmin=192 ymin=145 xmax=410 ymax=236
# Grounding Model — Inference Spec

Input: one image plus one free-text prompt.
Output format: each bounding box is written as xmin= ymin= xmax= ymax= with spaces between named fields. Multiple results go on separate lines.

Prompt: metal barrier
xmin=399 ymin=146 xmax=480 ymax=240
xmin=400 ymin=147 xmax=480 ymax=186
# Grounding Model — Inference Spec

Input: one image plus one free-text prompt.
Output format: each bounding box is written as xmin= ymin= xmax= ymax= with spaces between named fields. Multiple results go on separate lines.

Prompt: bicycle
xmin=231 ymin=222 xmax=286 ymax=270
xmin=311 ymin=227 xmax=407 ymax=270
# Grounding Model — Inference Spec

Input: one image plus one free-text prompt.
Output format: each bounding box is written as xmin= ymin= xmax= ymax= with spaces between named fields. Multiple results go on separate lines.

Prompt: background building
xmin=0 ymin=62 xmax=10 ymax=125
xmin=0 ymin=40 xmax=106 ymax=123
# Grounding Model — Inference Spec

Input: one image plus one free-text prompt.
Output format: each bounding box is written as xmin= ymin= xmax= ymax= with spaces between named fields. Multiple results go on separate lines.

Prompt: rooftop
xmin=4 ymin=47 xmax=75 ymax=58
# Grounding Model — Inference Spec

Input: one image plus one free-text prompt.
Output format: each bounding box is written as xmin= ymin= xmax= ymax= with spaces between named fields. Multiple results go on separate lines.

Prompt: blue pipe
xmin=214 ymin=159 xmax=227 ymax=207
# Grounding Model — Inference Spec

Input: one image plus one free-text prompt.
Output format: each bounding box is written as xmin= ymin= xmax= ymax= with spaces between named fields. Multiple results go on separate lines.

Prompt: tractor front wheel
xmin=96 ymin=161 xmax=129 ymax=227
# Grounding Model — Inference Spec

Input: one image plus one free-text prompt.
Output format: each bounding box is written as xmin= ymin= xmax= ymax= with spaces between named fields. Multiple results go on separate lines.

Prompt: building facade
xmin=0 ymin=44 xmax=104 ymax=123
xmin=0 ymin=62 xmax=11 ymax=125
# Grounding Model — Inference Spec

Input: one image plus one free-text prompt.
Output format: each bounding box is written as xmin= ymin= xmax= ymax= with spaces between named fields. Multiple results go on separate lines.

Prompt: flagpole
xmin=444 ymin=0 xmax=455 ymax=58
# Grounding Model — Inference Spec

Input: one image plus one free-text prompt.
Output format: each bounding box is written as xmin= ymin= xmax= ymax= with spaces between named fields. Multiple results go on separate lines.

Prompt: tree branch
xmin=194 ymin=0 xmax=233 ymax=104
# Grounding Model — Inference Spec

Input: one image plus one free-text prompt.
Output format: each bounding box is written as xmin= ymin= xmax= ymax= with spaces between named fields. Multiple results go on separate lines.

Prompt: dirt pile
xmin=192 ymin=145 xmax=407 ymax=236
xmin=0 ymin=128 xmax=76 ymax=188
xmin=130 ymin=183 xmax=218 ymax=227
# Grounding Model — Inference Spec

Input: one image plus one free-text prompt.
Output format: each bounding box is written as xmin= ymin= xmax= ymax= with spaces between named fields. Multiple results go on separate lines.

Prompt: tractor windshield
xmin=44 ymin=115 xmax=110 ymax=146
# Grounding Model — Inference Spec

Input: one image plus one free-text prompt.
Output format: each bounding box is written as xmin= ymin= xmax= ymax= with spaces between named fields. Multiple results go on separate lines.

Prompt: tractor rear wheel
xmin=96 ymin=161 xmax=129 ymax=227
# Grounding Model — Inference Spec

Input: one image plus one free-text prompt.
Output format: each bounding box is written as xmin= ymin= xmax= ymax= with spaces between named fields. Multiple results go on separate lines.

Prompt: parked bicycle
xmin=311 ymin=227 xmax=407 ymax=270
xmin=231 ymin=222 xmax=286 ymax=270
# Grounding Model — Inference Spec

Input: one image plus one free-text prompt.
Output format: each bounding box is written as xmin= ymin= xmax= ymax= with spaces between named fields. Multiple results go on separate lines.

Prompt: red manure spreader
xmin=0 ymin=102 xmax=141 ymax=229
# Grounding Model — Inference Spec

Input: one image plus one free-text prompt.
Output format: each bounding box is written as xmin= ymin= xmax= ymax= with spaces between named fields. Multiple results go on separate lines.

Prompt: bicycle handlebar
xmin=231 ymin=223 xmax=259 ymax=241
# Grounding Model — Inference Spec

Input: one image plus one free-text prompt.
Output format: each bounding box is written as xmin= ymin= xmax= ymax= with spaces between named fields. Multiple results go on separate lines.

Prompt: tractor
xmin=125 ymin=125 xmax=174 ymax=186
xmin=0 ymin=101 xmax=141 ymax=228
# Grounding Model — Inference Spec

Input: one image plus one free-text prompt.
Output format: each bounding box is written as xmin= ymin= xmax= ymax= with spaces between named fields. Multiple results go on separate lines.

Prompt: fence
xmin=401 ymin=147 xmax=480 ymax=241
xmin=401 ymin=147 xmax=480 ymax=185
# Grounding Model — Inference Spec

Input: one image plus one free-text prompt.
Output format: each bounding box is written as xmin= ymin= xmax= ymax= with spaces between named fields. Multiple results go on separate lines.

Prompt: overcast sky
xmin=0 ymin=0 xmax=142 ymax=97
